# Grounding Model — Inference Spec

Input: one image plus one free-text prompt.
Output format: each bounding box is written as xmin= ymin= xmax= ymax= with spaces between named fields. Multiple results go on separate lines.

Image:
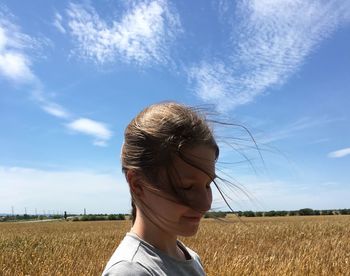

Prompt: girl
xmin=102 ymin=102 xmax=219 ymax=276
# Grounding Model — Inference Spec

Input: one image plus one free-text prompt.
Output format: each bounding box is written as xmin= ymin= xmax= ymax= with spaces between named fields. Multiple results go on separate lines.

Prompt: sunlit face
xmin=141 ymin=145 xmax=216 ymax=237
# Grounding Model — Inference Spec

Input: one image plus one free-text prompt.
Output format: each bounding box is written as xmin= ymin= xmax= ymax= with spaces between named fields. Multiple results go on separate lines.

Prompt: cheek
xmin=208 ymin=188 xmax=213 ymax=204
xmin=205 ymin=188 xmax=213 ymax=209
xmin=144 ymin=191 xmax=187 ymax=218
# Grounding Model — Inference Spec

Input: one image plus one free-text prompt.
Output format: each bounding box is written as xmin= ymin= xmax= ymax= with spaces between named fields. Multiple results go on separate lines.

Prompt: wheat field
xmin=1 ymin=215 xmax=349 ymax=276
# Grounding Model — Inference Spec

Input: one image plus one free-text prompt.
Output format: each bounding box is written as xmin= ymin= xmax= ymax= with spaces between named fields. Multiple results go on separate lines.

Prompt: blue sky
xmin=1 ymin=0 xmax=349 ymax=215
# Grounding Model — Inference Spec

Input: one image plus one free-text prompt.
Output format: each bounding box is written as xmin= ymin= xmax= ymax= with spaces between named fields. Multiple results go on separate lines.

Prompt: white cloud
xmin=93 ymin=140 xmax=108 ymax=147
xmin=0 ymin=13 xmax=36 ymax=83
xmin=0 ymin=166 xmax=130 ymax=214
xmin=307 ymin=138 xmax=330 ymax=145
xmin=0 ymin=26 xmax=5 ymax=51
xmin=0 ymin=7 xmax=111 ymax=147
xmin=53 ymin=12 xmax=66 ymax=34
xmin=0 ymin=8 xmax=63 ymax=109
xmin=66 ymin=0 xmax=181 ymax=65
xmin=328 ymin=147 xmax=350 ymax=158
xmin=0 ymin=13 xmax=70 ymax=117
xmin=67 ymin=118 xmax=112 ymax=146
xmin=212 ymin=175 xmax=350 ymax=211
xmin=190 ymin=0 xmax=350 ymax=111
xmin=0 ymin=51 xmax=34 ymax=82
xmin=188 ymin=61 xmax=260 ymax=111
xmin=188 ymin=61 xmax=230 ymax=100
xmin=41 ymin=102 xmax=70 ymax=119
xmin=259 ymin=116 xmax=337 ymax=144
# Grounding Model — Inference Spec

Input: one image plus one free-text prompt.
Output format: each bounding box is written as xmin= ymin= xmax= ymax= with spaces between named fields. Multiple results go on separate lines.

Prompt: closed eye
xmin=182 ymin=179 xmax=214 ymax=191
xmin=182 ymin=185 xmax=194 ymax=191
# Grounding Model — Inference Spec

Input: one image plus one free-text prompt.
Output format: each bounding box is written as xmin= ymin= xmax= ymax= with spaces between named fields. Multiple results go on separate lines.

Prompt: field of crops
xmin=1 ymin=215 xmax=350 ymax=275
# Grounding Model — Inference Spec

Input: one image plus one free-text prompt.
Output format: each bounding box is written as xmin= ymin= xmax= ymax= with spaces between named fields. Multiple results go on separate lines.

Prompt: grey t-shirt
xmin=102 ymin=232 xmax=206 ymax=276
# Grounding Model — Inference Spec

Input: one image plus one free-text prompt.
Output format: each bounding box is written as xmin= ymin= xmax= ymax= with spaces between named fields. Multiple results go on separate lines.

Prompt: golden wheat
xmin=1 ymin=215 xmax=350 ymax=276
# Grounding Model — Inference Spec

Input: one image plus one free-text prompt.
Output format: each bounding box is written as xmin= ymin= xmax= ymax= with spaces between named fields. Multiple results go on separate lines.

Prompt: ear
xmin=126 ymin=170 xmax=145 ymax=197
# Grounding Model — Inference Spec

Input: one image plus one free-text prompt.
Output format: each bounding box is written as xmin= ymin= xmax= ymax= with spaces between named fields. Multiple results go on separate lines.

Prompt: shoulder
xmin=102 ymin=234 xmax=144 ymax=273
xmin=102 ymin=261 xmax=152 ymax=276
xmin=103 ymin=233 xmax=158 ymax=275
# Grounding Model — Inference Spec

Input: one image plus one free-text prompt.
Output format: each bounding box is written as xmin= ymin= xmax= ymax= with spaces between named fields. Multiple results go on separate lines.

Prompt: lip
xmin=182 ymin=215 xmax=202 ymax=223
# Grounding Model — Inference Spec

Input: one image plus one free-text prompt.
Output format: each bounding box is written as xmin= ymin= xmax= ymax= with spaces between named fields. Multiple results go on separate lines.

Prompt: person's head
xmin=121 ymin=102 xmax=219 ymax=236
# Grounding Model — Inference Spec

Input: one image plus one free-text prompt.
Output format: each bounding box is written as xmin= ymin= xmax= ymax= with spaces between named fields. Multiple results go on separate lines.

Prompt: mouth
xmin=182 ymin=215 xmax=202 ymax=223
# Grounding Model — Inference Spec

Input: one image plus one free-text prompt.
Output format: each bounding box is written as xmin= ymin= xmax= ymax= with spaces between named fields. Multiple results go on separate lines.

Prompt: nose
xmin=188 ymin=187 xmax=212 ymax=212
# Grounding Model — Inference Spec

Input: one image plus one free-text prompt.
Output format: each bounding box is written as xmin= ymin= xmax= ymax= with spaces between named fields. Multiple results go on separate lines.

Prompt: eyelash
xmin=182 ymin=182 xmax=212 ymax=191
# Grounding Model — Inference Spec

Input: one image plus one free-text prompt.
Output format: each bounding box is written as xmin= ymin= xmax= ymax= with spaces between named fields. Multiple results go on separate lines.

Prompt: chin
xmin=178 ymin=224 xmax=200 ymax=237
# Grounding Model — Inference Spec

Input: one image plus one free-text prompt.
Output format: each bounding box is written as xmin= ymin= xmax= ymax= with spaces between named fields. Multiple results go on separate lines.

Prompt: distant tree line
xmin=2 ymin=209 xmax=350 ymax=222
xmin=0 ymin=213 xmax=128 ymax=222
xmin=204 ymin=211 xmax=227 ymax=218
xmin=204 ymin=208 xmax=350 ymax=218
xmin=73 ymin=214 xmax=126 ymax=221
xmin=0 ymin=214 xmax=65 ymax=222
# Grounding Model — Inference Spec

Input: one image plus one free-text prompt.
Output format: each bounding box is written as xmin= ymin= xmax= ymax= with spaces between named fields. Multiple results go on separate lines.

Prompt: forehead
xmin=174 ymin=145 xmax=216 ymax=179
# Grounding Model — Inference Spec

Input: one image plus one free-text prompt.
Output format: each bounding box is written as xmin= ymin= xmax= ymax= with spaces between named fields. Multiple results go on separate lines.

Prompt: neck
xmin=131 ymin=211 xmax=185 ymax=260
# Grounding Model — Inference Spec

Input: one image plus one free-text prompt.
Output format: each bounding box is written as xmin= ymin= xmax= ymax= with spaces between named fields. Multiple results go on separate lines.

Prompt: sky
xmin=1 ymin=0 xmax=349 ymax=215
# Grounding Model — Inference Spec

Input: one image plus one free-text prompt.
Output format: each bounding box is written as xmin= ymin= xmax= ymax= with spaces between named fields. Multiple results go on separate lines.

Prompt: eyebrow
xmin=186 ymin=170 xmax=215 ymax=178
xmin=182 ymin=174 xmax=216 ymax=184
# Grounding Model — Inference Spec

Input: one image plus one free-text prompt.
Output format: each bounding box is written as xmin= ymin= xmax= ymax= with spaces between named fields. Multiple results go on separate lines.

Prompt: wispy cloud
xmin=328 ymin=147 xmax=350 ymax=158
xmin=0 ymin=8 xmax=54 ymax=104
xmin=188 ymin=61 xmax=238 ymax=112
xmin=67 ymin=118 xmax=112 ymax=146
xmin=307 ymin=138 xmax=330 ymax=145
xmin=66 ymin=0 xmax=181 ymax=65
xmin=259 ymin=116 xmax=337 ymax=144
xmin=41 ymin=103 xmax=70 ymax=119
xmin=212 ymin=175 xmax=350 ymax=211
xmin=53 ymin=12 xmax=66 ymax=34
xmin=190 ymin=0 xmax=350 ymax=111
xmin=0 ymin=11 xmax=36 ymax=83
xmin=0 ymin=166 xmax=129 ymax=214
xmin=0 ymin=51 xmax=34 ymax=82
xmin=0 ymin=7 xmax=112 ymax=146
